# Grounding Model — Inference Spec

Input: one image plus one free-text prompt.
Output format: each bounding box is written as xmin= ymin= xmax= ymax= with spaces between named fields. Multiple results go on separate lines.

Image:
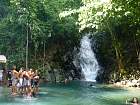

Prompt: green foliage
xmin=0 ymin=0 xmax=80 ymax=81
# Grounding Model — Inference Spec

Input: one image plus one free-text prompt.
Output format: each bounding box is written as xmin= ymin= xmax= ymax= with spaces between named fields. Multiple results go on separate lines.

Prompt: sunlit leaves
xmin=60 ymin=0 xmax=112 ymax=31
xmin=60 ymin=0 xmax=139 ymax=34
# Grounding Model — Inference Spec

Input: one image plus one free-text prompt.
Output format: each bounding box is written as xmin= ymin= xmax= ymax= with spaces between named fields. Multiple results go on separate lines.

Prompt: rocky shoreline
xmin=114 ymin=79 xmax=140 ymax=88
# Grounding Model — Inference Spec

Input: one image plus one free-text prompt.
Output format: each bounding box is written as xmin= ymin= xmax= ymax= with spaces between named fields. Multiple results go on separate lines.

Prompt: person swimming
xmin=126 ymin=97 xmax=140 ymax=105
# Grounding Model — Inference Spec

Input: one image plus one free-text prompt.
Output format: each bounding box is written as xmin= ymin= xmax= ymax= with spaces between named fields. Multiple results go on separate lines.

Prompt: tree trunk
xmin=43 ymin=41 xmax=46 ymax=72
xmin=106 ymin=22 xmax=124 ymax=75
xmin=26 ymin=22 xmax=29 ymax=70
xmin=133 ymin=34 xmax=140 ymax=68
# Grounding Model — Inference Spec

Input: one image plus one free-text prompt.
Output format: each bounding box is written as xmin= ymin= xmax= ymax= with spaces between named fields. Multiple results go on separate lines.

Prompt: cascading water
xmin=79 ymin=35 xmax=100 ymax=82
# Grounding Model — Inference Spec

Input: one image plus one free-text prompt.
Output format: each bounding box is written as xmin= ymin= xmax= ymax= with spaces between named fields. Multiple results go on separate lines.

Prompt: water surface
xmin=0 ymin=81 xmax=140 ymax=105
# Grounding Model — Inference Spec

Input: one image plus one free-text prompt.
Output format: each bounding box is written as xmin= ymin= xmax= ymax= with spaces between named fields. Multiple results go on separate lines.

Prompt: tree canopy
xmin=0 ymin=0 xmax=140 ymax=82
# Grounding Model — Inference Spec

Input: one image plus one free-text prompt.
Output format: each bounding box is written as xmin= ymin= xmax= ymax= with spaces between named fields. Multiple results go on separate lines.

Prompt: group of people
xmin=11 ymin=66 xmax=39 ymax=97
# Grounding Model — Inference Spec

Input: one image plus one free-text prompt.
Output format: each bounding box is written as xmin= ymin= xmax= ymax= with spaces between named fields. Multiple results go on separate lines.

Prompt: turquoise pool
xmin=0 ymin=81 xmax=140 ymax=105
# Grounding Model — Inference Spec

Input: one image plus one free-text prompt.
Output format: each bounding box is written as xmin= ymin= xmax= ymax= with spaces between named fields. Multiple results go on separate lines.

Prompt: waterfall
xmin=79 ymin=35 xmax=100 ymax=82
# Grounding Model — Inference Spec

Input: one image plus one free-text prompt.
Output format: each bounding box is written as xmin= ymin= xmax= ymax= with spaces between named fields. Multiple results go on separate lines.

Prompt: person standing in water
xmin=27 ymin=68 xmax=33 ymax=97
xmin=11 ymin=66 xmax=18 ymax=95
xmin=22 ymin=69 xmax=30 ymax=96
xmin=34 ymin=70 xmax=39 ymax=94
xmin=18 ymin=68 xmax=24 ymax=94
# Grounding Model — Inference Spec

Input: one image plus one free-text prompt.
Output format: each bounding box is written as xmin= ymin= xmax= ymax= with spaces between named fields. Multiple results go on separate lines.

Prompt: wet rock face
xmin=47 ymin=49 xmax=82 ymax=82
xmin=62 ymin=50 xmax=82 ymax=80
xmin=89 ymin=33 xmax=113 ymax=83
